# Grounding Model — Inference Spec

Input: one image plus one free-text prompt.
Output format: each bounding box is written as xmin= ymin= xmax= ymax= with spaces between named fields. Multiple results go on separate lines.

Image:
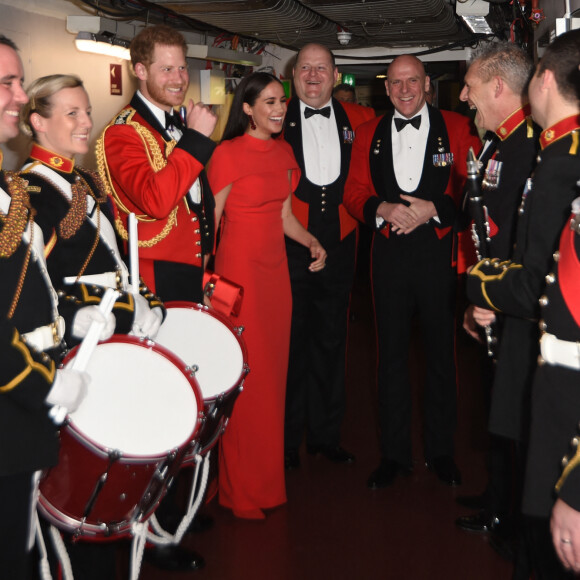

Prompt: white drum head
xmin=66 ymin=340 xmax=198 ymax=457
xmin=155 ymin=306 xmax=244 ymax=400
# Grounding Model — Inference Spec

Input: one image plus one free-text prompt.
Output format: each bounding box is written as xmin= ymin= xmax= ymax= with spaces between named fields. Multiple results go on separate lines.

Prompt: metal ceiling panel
xmin=146 ymin=0 xmax=468 ymax=50
xmin=303 ymin=0 xmax=462 ymax=46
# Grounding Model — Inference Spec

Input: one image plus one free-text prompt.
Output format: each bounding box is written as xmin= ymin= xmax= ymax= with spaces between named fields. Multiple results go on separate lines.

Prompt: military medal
xmin=433 ymin=152 xmax=453 ymax=167
xmin=482 ymin=158 xmax=503 ymax=190
xmin=342 ymin=127 xmax=354 ymax=144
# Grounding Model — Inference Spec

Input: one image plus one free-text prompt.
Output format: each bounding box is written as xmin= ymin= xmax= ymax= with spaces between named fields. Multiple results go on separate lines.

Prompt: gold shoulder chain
xmin=96 ymin=108 xmax=179 ymax=247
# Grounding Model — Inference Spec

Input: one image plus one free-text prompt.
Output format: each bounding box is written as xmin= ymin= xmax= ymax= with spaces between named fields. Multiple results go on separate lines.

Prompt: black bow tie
xmin=394 ymin=116 xmax=421 ymax=132
xmin=165 ymin=110 xmax=184 ymax=131
xmin=304 ymin=106 xmax=331 ymax=119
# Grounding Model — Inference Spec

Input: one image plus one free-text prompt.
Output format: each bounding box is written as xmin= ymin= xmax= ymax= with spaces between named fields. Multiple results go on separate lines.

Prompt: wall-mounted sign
xmin=110 ymin=64 xmax=122 ymax=96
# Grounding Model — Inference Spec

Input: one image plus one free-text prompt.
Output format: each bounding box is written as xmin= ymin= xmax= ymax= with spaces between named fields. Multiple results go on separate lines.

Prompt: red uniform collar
xmin=29 ymin=144 xmax=75 ymax=173
xmin=495 ymin=104 xmax=531 ymax=141
xmin=540 ymin=115 xmax=580 ymax=150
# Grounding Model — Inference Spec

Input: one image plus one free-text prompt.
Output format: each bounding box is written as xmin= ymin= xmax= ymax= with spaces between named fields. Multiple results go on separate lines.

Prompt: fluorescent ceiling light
xmin=460 ymin=15 xmax=493 ymax=35
xmin=187 ymin=44 xmax=262 ymax=66
xmin=75 ymin=31 xmax=131 ymax=60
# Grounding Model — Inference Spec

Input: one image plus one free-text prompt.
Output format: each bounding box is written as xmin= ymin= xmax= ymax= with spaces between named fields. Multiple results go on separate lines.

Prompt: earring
xmin=249 ymin=115 xmax=256 ymax=131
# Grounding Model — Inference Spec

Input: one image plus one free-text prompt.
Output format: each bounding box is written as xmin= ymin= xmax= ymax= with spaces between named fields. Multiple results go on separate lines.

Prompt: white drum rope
xmin=130 ymin=522 xmax=147 ymax=580
xmin=147 ymin=451 xmax=210 ymax=545
xmin=34 ymin=514 xmax=75 ymax=580
xmin=34 ymin=512 xmax=53 ymax=580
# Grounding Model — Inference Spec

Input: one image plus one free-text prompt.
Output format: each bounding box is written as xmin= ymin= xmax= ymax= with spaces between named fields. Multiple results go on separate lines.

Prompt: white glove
xmin=72 ymin=305 xmax=116 ymax=341
xmin=131 ymin=294 xmax=163 ymax=339
xmin=46 ymin=368 xmax=90 ymax=413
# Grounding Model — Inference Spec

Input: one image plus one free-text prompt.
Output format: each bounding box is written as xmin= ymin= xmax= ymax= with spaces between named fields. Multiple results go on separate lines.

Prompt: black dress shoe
xmin=307 ymin=445 xmax=355 ymax=464
xmin=367 ymin=459 xmax=411 ymax=489
xmin=144 ymin=544 xmax=205 ymax=571
xmin=455 ymin=510 xmax=501 ymax=533
xmin=455 ymin=493 xmax=486 ymax=510
xmin=284 ymin=449 xmax=300 ymax=470
xmin=426 ymin=455 xmax=462 ymax=486
xmin=488 ymin=522 xmax=516 ymax=563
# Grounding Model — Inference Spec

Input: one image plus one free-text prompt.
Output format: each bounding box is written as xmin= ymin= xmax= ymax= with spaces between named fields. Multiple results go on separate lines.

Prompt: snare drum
xmin=155 ymin=302 xmax=248 ymax=455
xmin=38 ymin=335 xmax=203 ymax=540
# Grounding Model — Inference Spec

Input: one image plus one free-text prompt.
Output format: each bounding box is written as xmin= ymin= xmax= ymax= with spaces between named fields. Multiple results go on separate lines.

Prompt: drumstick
xmin=49 ymin=288 xmax=120 ymax=424
xmin=128 ymin=213 xmax=139 ymax=293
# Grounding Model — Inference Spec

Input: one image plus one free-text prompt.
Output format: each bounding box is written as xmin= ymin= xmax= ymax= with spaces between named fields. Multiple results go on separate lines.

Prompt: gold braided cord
xmin=8 ymin=211 xmax=33 ymax=320
xmin=74 ymin=177 xmax=101 ymax=281
xmin=0 ymin=173 xmax=35 ymax=319
xmin=0 ymin=172 xmax=31 ymax=258
xmin=60 ymin=177 xmax=88 ymax=239
xmin=96 ymin=108 xmax=179 ymax=248
xmin=114 ymin=209 xmax=178 ymax=247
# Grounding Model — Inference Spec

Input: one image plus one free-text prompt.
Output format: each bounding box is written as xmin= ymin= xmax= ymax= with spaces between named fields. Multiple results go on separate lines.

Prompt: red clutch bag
xmin=202 ymin=271 xmax=244 ymax=317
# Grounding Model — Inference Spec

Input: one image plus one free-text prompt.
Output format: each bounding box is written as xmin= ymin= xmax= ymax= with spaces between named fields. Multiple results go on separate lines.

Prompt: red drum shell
xmin=38 ymin=335 xmax=203 ymax=540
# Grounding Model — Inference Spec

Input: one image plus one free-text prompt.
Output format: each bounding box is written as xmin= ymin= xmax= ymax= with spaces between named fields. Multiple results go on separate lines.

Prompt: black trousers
xmin=284 ymin=231 xmax=356 ymax=451
xmin=372 ymin=231 xmax=457 ymax=465
xmin=0 ymin=472 xmax=35 ymax=579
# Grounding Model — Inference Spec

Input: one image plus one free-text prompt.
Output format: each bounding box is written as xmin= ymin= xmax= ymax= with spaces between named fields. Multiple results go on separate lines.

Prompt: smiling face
xmin=386 ymin=55 xmax=429 ymax=119
xmin=0 ymin=43 xmax=28 ymax=144
xmin=243 ymin=80 xmax=287 ymax=139
xmin=293 ymin=44 xmax=338 ymax=109
xmin=459 ymin=60 xmax=499 ymax=131
xmin=32 ymin=86 xmax=92 ymax=159
xmin=135 ymin=43 xmax=189 ymax=111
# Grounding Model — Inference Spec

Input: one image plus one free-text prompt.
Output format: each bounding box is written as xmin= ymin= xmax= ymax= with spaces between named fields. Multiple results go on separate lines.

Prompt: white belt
xmin=540 ymin=332 xmax=580 ymax=371
xmin=21 ymin=316 xmax=65 ymax=352
xmin=63 ymin=271 xmax=121 ymax=289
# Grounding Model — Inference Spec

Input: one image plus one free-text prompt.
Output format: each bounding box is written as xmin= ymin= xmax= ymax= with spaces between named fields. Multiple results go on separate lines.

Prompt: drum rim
xmin=162 ymin=301 xmax=249 ymax=394
xmin=61 ymin=334 xmax=204 ymax=460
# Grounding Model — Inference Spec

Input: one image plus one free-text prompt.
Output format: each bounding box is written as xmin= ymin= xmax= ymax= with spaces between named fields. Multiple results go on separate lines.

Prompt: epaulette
xmin=113 ymin=107 xmax=134 ymax=126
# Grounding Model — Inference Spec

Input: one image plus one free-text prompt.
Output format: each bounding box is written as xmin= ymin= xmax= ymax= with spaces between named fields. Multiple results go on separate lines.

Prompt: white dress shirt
xmin=300 ymin=99 xmax=341 ymax=186
xmin=136 ymin=91 xmax=201 ymax=204
xmin=392 ymin=103 xmax=430 ymax=193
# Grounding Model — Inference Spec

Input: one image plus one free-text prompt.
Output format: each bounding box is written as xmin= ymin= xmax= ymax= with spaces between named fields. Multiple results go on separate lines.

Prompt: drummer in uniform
xmin=0 ymin=36 xmax=89 ymax=579
xmin=20 ymin=74 xmax=165 ymax=345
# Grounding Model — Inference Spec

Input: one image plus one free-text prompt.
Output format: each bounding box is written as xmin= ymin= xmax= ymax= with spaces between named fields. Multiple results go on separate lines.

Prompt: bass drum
xmin=155 ymin=301 xmax=248 ymax=456
xmin=38 ymin=335 xmax=203 ymax=540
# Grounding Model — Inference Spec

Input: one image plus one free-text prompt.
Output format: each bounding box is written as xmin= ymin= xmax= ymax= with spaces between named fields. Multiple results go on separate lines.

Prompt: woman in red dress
xmin=207 ymin=72 xmax=326 ymax=519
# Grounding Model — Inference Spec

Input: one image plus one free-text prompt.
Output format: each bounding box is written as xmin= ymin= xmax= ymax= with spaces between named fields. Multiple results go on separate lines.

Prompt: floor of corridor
xmin=127 ymin=233 xmax=513 ymax=580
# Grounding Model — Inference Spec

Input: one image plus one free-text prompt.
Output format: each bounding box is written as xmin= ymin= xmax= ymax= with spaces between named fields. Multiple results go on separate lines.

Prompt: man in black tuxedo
xmin=344 ymin=54 xmax=480 ymax=489
xmin=283 ymin=43 xmax=375 ymax=469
